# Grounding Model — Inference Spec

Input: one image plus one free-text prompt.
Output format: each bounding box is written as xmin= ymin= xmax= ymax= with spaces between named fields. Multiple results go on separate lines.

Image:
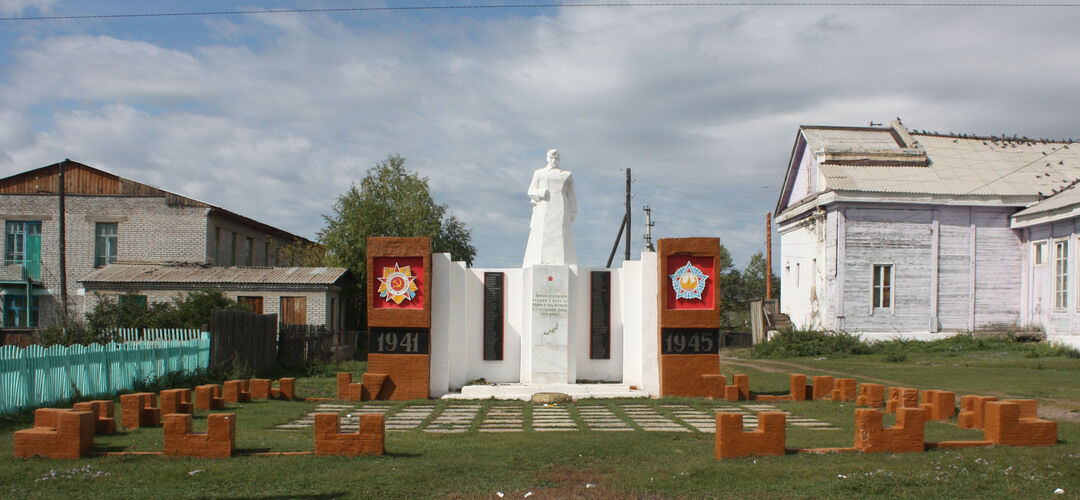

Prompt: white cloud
xmin=2 ymin=4 xmax=1080 ymax=268
xmin=0 ymin=0 xmax=53 ymax=15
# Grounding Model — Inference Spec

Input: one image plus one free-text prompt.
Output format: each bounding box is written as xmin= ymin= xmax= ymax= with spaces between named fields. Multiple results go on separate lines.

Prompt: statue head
xmin=546 ymin=149 xmax=560 ymax=169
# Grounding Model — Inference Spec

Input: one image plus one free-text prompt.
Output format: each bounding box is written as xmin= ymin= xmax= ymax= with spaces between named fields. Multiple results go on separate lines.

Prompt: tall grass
xmin=752 ymin=329 xmax=1080 ymax=359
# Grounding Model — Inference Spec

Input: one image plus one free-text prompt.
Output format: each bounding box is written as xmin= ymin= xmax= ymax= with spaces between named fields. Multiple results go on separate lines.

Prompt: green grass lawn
xmin=3 ymin=355 xmax=1079 ymax=499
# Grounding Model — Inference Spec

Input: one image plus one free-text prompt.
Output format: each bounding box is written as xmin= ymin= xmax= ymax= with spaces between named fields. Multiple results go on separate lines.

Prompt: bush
xmin=85 ymin=288 xmax=249 ymax=336
xmin=751 ymin=329 xmax=871 ymax=358
xmin=33 ymin=320 xmax=115 ymax=346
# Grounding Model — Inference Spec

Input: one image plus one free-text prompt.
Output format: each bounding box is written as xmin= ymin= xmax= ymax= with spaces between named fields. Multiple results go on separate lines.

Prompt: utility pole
xmin=642 ymin=205 xmax=655 ymax=252
xmin=59 ymin=159 xmax=68 ymax=318
xmin=766 ymin=211 xmax=772 ymax=300
xmin=624 ymin=168 xmax=631 ymax=261
xmin=605 ymin=168 xmax=633 ymax=268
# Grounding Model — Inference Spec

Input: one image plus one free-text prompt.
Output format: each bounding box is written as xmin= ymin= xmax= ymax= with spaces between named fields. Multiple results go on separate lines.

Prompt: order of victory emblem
xmin=669 ymin=261 xmax=708 ymax=300
xmin=377 ymin=263 xmax=419 ymax=304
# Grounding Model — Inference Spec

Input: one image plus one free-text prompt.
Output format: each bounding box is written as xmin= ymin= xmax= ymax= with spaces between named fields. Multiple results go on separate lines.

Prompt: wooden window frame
xmin=4 ymin=220 xmax=41 ymax=266
xmin=94 ymin=222 xmax=118 ymax=268
xmin=1054 ymin=238 xmax=1069 ymax=311
xmin=871 ymin=263 xmax=894 ymax=314
xmin=1033 ymin=240 xmax=1047 ymax=266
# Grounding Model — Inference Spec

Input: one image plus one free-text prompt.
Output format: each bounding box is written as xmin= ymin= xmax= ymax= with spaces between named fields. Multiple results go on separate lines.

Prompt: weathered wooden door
xmin=280 ymin=296 xmax=306 ymax=325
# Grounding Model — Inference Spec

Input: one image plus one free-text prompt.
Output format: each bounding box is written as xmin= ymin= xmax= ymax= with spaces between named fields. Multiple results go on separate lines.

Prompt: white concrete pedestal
xmin=521 ymin=264 xmax=573 ymax=384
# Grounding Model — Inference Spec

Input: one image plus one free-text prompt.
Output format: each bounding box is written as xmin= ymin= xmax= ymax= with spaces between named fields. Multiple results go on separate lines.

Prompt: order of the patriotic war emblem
xmin=669 ymin=260 xmax=708 ymax=300
xmin=377 ymin=262 xmax=418 ymax=304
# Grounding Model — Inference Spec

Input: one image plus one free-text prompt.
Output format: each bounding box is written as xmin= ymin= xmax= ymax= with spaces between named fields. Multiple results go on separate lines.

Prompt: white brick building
xmin=0 ymin=160 xmax=321 ymax=329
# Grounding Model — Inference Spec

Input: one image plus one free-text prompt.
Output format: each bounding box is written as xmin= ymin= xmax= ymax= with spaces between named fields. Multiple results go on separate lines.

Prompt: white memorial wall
xmin=429 ymin=252 xmax=661 ymax=397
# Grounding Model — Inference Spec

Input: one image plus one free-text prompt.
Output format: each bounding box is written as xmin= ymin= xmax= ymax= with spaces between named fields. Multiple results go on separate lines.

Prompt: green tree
xmin=739 ymin=252 xmax=779 ymax=304
xmin=318 ymin=154 xmax=476 ymax=327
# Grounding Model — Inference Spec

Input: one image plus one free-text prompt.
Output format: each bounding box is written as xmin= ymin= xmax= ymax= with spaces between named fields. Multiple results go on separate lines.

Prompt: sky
xmin=1 ymin=1 xmax=1079 ymax=270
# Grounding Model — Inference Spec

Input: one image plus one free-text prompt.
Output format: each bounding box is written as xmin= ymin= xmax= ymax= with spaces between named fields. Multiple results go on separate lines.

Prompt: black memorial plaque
xmin=483 ymin=272 xmax=504 ymax=360
xmin=590 ymin=271 xmax=611 ymax=359
xmin=369 ymin=328 xmax=430 ymax=355
xmin=660 ymin=328 xmax=720 ymax=355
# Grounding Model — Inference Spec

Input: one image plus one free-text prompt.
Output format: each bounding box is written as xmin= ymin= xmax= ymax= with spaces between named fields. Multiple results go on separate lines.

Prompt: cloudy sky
xmin=2 ymin=1 xmax=1079 ymax=269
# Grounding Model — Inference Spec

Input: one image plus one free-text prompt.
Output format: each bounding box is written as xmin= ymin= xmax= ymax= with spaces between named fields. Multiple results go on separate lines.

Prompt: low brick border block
xmin=715 ymin=411 xmax=786 ymax=459
xmin=120 ymin=393 xmax=161 ymax=429
xmin=195 ymin=384 xmax=226 ymax=410
xmin=72 ymin=400 xmax=116 ymax=435
xmin=854 ymin=407 xmax=927 ymax=453
xmin=314 ymin=413 xmax=384 ymax=456
xmin=14 ymin=409 xmax=95 ymax=459
xmin=223 ymin=380 xmax=251 ymax=404
xmin=163 ymin=413 xmax=236 ymax=458
xmin=271 ymin=378 xmax=296 ymax=400
xmin=160 ymin=389 xmax=194 ymax=416
xmin=856 ymin=383 xmax=885 ymax=407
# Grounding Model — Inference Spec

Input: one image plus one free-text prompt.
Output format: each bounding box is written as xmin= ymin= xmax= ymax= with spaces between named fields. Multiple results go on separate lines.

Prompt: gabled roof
xmin=80 ymin=263 xmax=348 ymax=289
xmin=0 ymin=160 xmax=310 ymax=244
xmin=777 ymin=121 xmax=1080 ymax=219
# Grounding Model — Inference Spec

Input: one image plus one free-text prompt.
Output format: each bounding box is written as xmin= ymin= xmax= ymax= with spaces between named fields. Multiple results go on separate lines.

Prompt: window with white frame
xmin=872 ymin=264 xmax=893 ymax=309
xmin=1034 ymin=241 xmax=1047 ymax=266
xmin=1055 ymin=239 xmax=1068 ymax=310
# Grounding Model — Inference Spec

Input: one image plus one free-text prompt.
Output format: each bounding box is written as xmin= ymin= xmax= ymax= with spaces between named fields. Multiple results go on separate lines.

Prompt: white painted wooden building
xmin=775 ymin=120 xmax=1080 ymax=348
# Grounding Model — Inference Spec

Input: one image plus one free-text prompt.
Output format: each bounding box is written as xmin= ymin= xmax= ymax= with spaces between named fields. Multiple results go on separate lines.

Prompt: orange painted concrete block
xmin=919 ymin=390 xmax=955 ymax=421
xmin=831 ymin=378 xmax=857 ymax=402
xmin=314 ymin=413 xmax=385 ymax=456
xmin=702 ymin=374 xmax=726 ymax=400
xmin=1002 ymin=399 xmax=1039 ymax=418
xmin=120 ymin=393 xmax=161 ymax=429
xmin=790 ymin=374 xmax=809 ymax=401
xmin=854 ymin=407 xmax=927 ymax=453
xmin=195 ymin=385 xmax=225 ymax=411
xmin=724 ymin=386 xmax=740 ymax=401
xmin=14 ymin=409 xmax=95 ymax=459
xmin=163 ymin=413 xmax=236 ymax=458
xmin=811 ymin=376 xmax=834 ymax=401
xmin=886 ymin=387 xmax=920 ymax=414
xmin=857 ymin=383 xmax=885 ymax=407
xmin=336 ymin=372 xmax=352 ymax=400
xmin=160 ymin=389 xmax=194 ymax=416
xmin=983 ymin=401 xmax=1057 ymax=447
xmin=72 ymin=400 xmax=116 ymax=435
xmin=732 ymin=374 xmax=750 ymax=401
xmin=270 ymin=378 xmax=296 ymax=400
xmin=958 ymin=395 xmax=997 ymax=429
xmin=361 ymin=373 xmax=389 ymax=401
xmin=249 ymin=379 xmax=272 ymax=399
xmin=223 ymin=380 xmax=251 ymax=404
xmin=715 ymin=411 xmax=786 ymax=459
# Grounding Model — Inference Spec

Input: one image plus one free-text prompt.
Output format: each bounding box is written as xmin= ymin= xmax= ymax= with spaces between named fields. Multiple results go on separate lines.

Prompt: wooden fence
xmin=0 ymin=333 xmax=210 ymax=414
xmin=208 ymin=310 xmax=278 ymax=372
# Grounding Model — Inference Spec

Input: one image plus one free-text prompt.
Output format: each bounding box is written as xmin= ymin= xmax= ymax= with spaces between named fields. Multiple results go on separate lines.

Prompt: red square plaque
xmin=665 ymin=254 xmax=715 ymax=311
xmin=372 ymin=256 xmax=425 ymax=310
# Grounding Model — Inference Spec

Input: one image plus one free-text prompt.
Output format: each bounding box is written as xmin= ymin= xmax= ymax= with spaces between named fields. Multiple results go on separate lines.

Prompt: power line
xmin=4 ymin=2 xmax=1080 ymax=22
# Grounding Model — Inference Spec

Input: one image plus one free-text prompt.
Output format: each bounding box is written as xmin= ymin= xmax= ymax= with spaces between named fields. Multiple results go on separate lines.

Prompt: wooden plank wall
xmin=209 ymin=310 xmax=278 ymax=372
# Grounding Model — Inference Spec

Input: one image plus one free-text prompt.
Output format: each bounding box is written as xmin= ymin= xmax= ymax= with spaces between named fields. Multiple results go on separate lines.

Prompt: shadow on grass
xmin=214 ymin=494 xmax=347 ymax=499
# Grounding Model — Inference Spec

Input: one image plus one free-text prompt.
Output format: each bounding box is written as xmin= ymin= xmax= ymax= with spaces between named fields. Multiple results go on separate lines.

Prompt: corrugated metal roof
xmin=1014 ymin=183 xmax=1080 ymax=218
xmin=804 ymin=125 xmax=1080 ymax=198
xmin=80 ymin=263 xmax=348 ymax=286
xmin=802 ymin=127 xmax=903 ymax=151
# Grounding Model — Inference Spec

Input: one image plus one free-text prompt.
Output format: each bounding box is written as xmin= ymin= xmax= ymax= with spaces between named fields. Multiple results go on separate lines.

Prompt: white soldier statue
xmin=523 ymin=149 xmax=577 ymax=266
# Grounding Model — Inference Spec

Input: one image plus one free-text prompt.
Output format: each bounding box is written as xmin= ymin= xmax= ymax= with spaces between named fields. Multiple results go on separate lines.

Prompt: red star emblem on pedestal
xmin=547 ymin=276 xmax=554 ymax=282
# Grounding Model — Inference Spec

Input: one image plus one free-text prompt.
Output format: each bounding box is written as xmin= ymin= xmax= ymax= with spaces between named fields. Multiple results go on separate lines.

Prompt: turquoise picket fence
xmin=0 ymin=332 xmax=210 ymax=414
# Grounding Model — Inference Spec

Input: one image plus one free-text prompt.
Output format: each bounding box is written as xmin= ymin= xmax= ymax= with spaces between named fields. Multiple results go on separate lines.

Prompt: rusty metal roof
xmin=80 ymin=263 xmax=348 ymax=286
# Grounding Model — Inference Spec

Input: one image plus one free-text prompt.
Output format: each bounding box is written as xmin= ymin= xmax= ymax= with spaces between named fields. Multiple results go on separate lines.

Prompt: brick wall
xmin=1 ymin=193 xmax=306 ymax=327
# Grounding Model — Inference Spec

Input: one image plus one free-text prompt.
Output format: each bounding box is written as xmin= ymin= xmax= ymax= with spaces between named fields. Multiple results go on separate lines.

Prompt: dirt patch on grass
xmin=444 ymin=467 xmax=673 ymax=500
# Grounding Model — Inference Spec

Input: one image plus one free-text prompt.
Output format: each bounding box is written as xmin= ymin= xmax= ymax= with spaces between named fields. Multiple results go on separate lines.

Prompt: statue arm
xmin=527 ymin=171 xmax=547 ymax=203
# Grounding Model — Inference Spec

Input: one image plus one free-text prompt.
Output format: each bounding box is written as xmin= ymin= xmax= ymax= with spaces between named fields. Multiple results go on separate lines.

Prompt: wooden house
xmin=775 ymin=120 xmax=1080 ymax=348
